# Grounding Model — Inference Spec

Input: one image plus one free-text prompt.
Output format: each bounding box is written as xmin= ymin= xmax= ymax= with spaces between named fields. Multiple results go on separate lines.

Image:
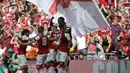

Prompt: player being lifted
xmin=47 ymin=17 xmax=62 ymax=73
xmin=46 ymin=17 xmax=71 ymax=73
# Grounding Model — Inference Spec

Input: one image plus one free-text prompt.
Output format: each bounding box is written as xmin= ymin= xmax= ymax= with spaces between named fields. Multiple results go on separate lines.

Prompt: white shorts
xmin=56 ymin=51 xmax=67 ymax=62
xmin=46 ymin=49 xmax=56 ymax=62
xmin=18 ymin=55 xmax=27 ymax=66
xmin=64 ymin=56 xmax=70 ymax=66
xmin=36 ymin=54 xmax=47 ymax=65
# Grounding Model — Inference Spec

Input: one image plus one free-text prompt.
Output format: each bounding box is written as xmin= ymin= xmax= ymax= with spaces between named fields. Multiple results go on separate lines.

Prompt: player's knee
xmin=36 ymin=65 xmax=42 ymax=71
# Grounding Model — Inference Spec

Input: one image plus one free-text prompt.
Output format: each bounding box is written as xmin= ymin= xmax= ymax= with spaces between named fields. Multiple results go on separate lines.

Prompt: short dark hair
xmin=38 ymin=26 xmax=44 ymax=33
xmin=58 ymin=17 xmax=66 ymax=28
xmin=22 ymin=29 xmax=30 ymax=36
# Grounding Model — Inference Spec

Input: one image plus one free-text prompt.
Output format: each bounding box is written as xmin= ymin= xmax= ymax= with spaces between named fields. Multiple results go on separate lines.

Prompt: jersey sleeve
xmin=35 ymin=36 xmax=40 ymax=41
xmin=65 ymin=33 xmax=71 ymax=41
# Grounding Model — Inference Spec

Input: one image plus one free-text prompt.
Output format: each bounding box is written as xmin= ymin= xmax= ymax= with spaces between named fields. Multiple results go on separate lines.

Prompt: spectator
xmin=10 ymin=35 xmax=20 ymax=54
xmin=0 ymin=44 xmax=7 ymax=73
xmin=110 ymin=19 xmax=123 ymax=51
xmin=0 ymin=31 xmax=12 ymax=56
xmin=101 ymin=31 xmax=112 ymax=59
xmin=94 ymin=38 xmax=106 ymax=60
xmin=7 ymin=48 xmax=20 ymax=73
xmin=99 ymin=29 xmax=111 ymax=52
xmin=87 ymin=32 xmax=101 ymax=60
xmin=75 ymin=35 xmax=87 ymax=59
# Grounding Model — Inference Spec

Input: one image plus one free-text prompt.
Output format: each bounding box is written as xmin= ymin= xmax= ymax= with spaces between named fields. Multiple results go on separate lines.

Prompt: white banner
xmin=27 ymin=0 xmax=110 ymax=37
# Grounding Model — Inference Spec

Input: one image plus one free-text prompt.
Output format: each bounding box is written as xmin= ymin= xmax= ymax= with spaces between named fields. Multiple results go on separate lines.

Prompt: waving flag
xmin=27 ymin=0 xmax=58 ymax=15
xmin=27 ymin=0 xmax=110 ymax=37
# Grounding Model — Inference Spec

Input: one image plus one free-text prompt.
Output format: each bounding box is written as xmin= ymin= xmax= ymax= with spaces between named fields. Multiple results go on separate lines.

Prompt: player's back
xmin=37 ymin=35 xmax=49 ymax=54
xmin=18 ymin=39 xmax=28 ymax=55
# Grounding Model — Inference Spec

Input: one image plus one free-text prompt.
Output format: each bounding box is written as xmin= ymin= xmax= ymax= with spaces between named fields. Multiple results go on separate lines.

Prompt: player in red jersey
xmin=34 ymin=26 xmax=49 ymax=73
xmin=17 ymin=29 xmax=34 ymax=73
xmin=47 ymin=24 xmax=61 ymax=73
xmin=35 ymin=26 xmax=58 ymax=73
xmin=56 ymin=17 xmax=71 ymax=73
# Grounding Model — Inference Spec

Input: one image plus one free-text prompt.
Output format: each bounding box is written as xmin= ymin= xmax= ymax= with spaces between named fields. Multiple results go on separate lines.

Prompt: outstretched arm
xmin=2 ymin=2 xmax=10 ymax=13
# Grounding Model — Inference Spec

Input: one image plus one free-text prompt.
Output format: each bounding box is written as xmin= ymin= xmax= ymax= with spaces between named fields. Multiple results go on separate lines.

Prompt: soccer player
xmin=47 ymin=24 xmax=61 ymax=73
xmin=17 ymin=29 xmax=34 ymax=73
xmin=34 ymin=26 xmax=49 ymax=73
xmin=56 ymin=17 xmax=71 ymax=73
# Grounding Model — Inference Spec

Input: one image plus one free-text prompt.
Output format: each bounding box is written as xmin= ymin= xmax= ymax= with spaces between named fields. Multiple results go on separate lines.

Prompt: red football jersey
xmin=18 ymin=39 xmax=28 ymax=55
xmin=37 ymin=35 xmax=49 ymax=54
xmin=49 ymin=30 xmax=60 ymax=48
xmin=58 ymin=31 xmax=68 ymax=52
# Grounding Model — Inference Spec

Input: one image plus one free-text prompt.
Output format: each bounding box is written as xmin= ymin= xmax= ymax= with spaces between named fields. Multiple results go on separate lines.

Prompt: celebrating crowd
xmin=0 ymin=0 xmax=130 ymax=73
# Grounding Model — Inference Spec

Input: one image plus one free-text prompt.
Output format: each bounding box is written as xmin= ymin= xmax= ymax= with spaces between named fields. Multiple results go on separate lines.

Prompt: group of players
xmin=17 ymin=17 xmax=71 ymax=73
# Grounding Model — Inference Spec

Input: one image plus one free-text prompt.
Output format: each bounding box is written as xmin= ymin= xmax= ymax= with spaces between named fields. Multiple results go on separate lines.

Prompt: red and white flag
xmin=27 ymin=0 xmax=110 ymax=37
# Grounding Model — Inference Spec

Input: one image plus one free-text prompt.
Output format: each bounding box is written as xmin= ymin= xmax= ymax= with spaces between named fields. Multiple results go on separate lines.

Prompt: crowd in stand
xmin=0 ymin=0 xmax=130 ymax=73
xmin=70 ymin=0 xmax=130 ymax=60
